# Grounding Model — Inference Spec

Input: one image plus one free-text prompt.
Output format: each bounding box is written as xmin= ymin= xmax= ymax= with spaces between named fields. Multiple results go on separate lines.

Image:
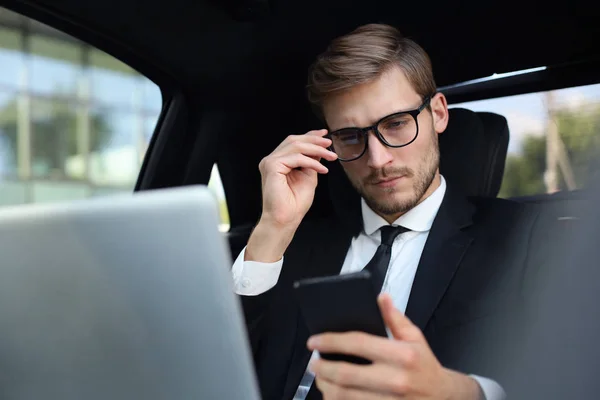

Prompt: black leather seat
xmin=440 ymin=108 xmax=509 ymax=198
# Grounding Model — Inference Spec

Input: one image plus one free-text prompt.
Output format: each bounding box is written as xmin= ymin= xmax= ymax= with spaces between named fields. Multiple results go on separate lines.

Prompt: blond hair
xmin=307 ymin=24 xmax=436 ymax=113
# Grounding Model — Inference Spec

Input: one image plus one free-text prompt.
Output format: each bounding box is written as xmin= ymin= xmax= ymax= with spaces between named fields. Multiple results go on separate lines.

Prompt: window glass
xmin=0 ymin=90 xmax=18 ymax=177
xmin=0 ymin=6 xmax=163 ymax=208
xmin=142 ymin=79 xmax=162 ymax=113
xmin=32 ymin=181 xmax=88 ymax=203
xmin=0 ymin=27 xmax=22 ymax=88
xmin=208 ymin=164 xmax=230 ymax=232
xmin=29 ymin=98 xmax=79 ymax=179
xmin=89 ymin=49 xmax=139 ymax=107
xmin=0 ymin=181 xmax=28 ymax=206
xmin=451 ymin=83 xmax=600 ymax=198
xmin=87 ymin=107 xmax=139 ymax=186
xmin=30 ymin=35 xmax=81 ymax=96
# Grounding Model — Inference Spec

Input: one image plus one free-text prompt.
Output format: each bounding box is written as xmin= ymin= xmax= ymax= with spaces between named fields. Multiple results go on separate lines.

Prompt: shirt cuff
xmin=469 ymin=375 xmax=506 ymax=400
xmin=231 ymin=246 xmax=284 ymax=296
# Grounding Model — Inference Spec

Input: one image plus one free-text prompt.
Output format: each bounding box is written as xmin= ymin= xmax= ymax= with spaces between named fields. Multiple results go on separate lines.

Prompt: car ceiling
xmin=2 ymin=0 xmax=600 ymax=228
xmin=4 ymin=0 xmax=600 ymax=98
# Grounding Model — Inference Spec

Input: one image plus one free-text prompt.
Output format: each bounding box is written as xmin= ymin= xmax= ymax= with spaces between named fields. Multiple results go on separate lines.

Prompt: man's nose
xmin=366 ymin=132 xmax=394 ymax=169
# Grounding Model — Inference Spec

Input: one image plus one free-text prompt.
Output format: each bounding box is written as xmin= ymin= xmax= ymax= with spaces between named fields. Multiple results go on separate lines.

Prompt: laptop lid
xmin=0 ymin=185 xmax=259 ymax=400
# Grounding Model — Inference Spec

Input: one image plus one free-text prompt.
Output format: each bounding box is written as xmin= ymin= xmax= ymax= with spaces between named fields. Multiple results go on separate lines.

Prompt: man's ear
xmin=431 ymin=92 xmax=449 ymax=135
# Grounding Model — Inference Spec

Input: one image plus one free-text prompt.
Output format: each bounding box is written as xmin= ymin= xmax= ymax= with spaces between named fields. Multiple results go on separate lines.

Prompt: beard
xmin=347 ymin=129 xmax=440 ymax=217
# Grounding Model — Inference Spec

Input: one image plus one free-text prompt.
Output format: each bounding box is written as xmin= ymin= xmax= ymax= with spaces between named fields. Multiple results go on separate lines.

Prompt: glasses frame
xmin=327 ymin=95 xmax=433 ymax=162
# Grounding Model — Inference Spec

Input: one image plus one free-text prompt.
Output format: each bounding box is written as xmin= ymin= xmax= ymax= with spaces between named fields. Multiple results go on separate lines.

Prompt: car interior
xmin=2 ymin=1 xmax=598 ymax=234
xmin=0 ymin=0 xmax=599 ymax=396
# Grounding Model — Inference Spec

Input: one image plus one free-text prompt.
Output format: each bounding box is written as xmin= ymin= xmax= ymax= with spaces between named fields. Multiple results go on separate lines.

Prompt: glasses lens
xmin=378 ymin=113 xmax=418 ymax=146
xmin=330 ymin=129 xmax=366 ymax=160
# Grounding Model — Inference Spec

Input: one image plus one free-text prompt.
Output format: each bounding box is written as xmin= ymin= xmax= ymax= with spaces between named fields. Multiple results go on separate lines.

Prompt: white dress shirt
xmin=231 ymin=176 xmax=505 ymax=400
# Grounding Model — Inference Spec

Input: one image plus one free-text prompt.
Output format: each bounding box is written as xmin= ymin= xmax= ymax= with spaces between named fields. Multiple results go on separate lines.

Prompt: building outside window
xmin=0 ymin=7 xmax=230 ymax=229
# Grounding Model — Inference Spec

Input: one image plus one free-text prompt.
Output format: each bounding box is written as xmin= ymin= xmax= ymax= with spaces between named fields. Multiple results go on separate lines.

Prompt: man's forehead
xmin=323 ymin=67 xmax=422 ymax=129
xmin=325 ymin=96 xmax=422 ymax=130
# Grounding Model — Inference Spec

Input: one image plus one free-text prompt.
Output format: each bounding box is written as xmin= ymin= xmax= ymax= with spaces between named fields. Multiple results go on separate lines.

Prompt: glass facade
xmin=0 ymin=8 xmax=160 ymax=203
xmin=0 ymin=7 xmax=229 ymax=229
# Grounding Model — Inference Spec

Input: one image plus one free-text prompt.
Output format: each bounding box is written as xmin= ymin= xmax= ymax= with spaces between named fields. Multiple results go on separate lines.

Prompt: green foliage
xmin=556 ymin=106 xmax=600 ymax=186
xmin=499 ymin=104 xmax=600 ymax=198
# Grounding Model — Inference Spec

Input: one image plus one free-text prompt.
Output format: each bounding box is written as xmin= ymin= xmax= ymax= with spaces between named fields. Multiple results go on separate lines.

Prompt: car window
xmin=0 ymin=7 xmax=231 ymax=227
xmin=451 ymin=83 xmax=600 ymax=198
xmin=0 ymin=7 xmax=162 ymax=204
xmin=208 ymin=164 xmax=230 ymax=232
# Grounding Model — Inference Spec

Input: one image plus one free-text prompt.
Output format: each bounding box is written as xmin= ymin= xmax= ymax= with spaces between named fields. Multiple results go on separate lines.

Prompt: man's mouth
xmin=372 ymin=176 xmax=405 ymax=187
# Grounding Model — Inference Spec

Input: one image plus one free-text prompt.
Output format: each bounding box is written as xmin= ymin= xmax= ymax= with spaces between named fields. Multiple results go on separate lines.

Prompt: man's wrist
xmin=443 ymin=368 xmax=485 ymax=400
xmin=245 ymin=219 xmax=297 ymax=263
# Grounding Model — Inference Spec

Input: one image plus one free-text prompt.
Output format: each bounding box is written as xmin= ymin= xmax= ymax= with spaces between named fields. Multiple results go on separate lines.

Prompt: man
xmin=231 ymin=24 xmax=543 ymax=399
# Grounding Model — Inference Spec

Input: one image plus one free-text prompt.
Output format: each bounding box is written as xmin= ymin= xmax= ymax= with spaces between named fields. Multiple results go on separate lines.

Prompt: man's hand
xmin=245 ymin=129 xmax=338 ymax=263
xmin=307 ymin=294 xmax=483 ymax=400
xmin=258 ymin=129 xmax=337 ymax=228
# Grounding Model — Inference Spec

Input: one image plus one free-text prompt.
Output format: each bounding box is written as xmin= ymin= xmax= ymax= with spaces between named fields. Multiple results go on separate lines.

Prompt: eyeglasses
xmin=326 ymin=96 xmax=432 ymax=162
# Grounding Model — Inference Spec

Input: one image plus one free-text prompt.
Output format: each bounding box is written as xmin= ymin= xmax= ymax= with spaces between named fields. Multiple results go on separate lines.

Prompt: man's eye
xmin=340 ymin=134 xmax=361 ymax=145
xmin=385 ymin=121 xmax=406 ymax=129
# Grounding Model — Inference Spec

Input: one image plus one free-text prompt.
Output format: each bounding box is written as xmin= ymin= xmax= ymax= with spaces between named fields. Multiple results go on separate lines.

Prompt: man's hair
xmin=307 ymin=23 xmax=436 ymax=114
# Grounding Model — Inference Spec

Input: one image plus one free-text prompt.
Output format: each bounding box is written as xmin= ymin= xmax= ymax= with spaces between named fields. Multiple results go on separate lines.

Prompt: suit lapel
xmin=405 ymin=185 xmax=475 ymax=331
xmin=281 ymin=219 xmax=354 ymax=399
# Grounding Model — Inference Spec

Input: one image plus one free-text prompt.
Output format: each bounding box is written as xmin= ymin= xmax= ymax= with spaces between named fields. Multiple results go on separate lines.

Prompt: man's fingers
xmin=279 ymin=154 xmax=329 ymax=174
xmin=305 ymin=128 xmax=329 ymax=137
xmin=311 ymin=359 xmax=412 ymax=395
xmin=279 ymin=131 xmax=331 ymax=149
xmin=378 ymin=294 xmax=423 ymax=342
xmin=269 ymin=130 xmax=337 ymax=167
xmin=308 ymin=331 xmax=415 ymax=365
xmin=283 ymin=141 xmax=337 ymax=162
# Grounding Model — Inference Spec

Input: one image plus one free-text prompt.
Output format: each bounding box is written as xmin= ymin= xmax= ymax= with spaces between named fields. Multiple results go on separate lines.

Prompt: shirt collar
xmin=361 ymin=175 xmax=447 ymax=236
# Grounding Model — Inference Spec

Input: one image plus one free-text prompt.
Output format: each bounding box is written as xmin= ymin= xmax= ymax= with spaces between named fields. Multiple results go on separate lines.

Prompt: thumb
xmin=378 ymin=293 xmax=424 ymax=342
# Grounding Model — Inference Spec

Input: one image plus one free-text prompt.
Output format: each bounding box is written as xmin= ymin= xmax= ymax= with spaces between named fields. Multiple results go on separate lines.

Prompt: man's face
xmin=323 ymin=66 xmax=449 ymax=220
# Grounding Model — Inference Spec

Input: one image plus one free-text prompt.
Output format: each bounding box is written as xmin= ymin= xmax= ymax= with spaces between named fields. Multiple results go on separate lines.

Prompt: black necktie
xmin=364 ymin=225 xmax=409 ymax=294
xmin=305 ymin=225 xmax=408 ymax=400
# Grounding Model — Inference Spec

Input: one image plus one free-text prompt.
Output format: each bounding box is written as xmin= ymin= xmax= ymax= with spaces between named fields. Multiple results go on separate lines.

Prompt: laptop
xmin=0 ymin=185 xmax=260 ymax=400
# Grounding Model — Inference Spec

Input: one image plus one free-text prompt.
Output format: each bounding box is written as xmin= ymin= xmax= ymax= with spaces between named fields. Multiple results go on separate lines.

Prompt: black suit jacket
xmin=240 ymin=184 xmax=553 ymax=400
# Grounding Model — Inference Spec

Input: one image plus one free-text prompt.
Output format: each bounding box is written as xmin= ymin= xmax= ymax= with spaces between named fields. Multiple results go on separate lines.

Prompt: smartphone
xmin=293 ymin=270 xmax=388 ymax=365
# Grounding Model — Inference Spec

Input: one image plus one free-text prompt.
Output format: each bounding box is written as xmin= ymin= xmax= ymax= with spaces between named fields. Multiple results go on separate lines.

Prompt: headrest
xmin=325 ymin=107 xmax=510 ymax=233
xmin=439 ymin=108 xmax=509 ymax=198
